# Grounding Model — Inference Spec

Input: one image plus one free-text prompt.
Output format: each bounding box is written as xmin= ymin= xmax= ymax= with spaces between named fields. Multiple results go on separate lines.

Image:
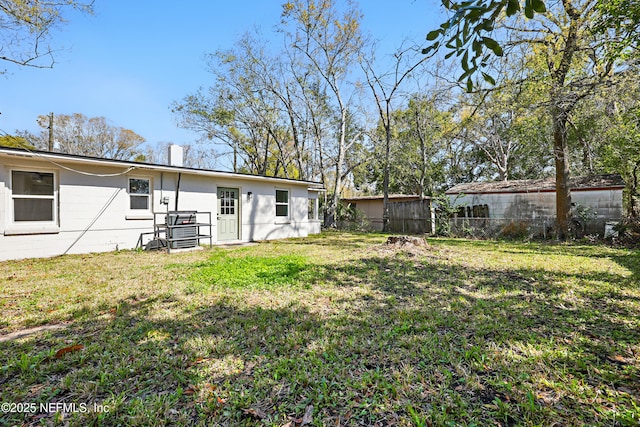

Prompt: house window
xmin=472 ymin=204 xmax=490 ymax=218
xmin=276 ymin=189 xmax=289 ymax=218
xmin=455 ymin=204 xmax=489 ymax=218
xmin=128 ymin=178 xmax=150 ymax=211
xmin=308 ymin=197 xmax=318 ymax=220
xmin=11 ymin=170 xmax=56 ymax=222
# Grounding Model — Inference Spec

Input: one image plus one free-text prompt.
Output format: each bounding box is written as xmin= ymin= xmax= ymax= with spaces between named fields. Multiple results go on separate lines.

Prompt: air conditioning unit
xmin=166 ymin=211 xmax=198 ymax=249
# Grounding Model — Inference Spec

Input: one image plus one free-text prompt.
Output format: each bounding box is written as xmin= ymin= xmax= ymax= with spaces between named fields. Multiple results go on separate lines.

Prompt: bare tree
xmin=140 ymin=142 xmax=223 ymax=170
xmin=281 ymin=0 xmax=366 ymax=227
xmin=173 ymin=31 xmax=313 ymax=179
xmin=465 ymin=82 xmax=556 ymax=181
xmin=24 ymin=113 xmax=145 ymax=160
xmin=0 ymin=0 xmax=93 ymax=72
xmin=361 ymin=42 xmax=428 ymax=231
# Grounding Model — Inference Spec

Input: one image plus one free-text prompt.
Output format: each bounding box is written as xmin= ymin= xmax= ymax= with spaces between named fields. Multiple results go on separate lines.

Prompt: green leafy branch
xmin=423 ymin=0 xmax=547 ymax=91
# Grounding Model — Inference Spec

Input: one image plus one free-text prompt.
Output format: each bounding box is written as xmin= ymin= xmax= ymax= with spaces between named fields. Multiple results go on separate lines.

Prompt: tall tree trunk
xmin=285 ymin=88 xmax=307 ymax=180
xmin=326 ymin=108 xmax=348 ymax=229
xmin=631 ymin=161 xmax=640 ymax=218
xmin=549 ymin=0 xmax=580 ymax=240
xmin=415 ymin=107 xmax=428 ymax=199
xmin=382 ymin=104 xmax=391 ymax=232
xmin=553 ymin=107 xmax=572 ymax=240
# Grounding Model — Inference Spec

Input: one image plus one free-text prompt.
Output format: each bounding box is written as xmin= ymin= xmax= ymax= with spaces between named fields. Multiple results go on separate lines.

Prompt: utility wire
xmin=0 ymin=126 xmax=137 ymax=177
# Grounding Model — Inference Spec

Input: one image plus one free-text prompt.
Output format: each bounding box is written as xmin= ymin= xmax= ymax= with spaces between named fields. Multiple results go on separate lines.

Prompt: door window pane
xmin=219 ymin=189 xmax=236 ymax=215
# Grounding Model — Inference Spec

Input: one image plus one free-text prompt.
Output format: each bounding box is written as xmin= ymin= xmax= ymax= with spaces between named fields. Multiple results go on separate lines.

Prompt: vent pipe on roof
xmin=168 ymin=144 xmax=184 ymax=167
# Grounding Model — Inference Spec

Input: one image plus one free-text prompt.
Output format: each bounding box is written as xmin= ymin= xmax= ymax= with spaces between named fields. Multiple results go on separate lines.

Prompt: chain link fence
xmin=436 ymin=216 xmax=613 ymax=240
xmin=336 ymin=201 xmax=619 ymax=240
xmin=436 ymin=217 xmax=551 ymax=239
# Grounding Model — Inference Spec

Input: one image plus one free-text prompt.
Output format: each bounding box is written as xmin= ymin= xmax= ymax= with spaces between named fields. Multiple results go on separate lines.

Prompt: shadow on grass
xmin=1 ymin=240 xmax=639 ymax=426
xmin=429 ymin=237 xmax=640 ymax=272
xmin=277 ymin=231 xmax=388 ymax=249
xmin=322 ymin=250 xmax=639 ymax=341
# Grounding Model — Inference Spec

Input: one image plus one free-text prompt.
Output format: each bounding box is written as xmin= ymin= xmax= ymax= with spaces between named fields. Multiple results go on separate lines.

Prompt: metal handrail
xmin=137 ymin=211 xmax=213 ymax=252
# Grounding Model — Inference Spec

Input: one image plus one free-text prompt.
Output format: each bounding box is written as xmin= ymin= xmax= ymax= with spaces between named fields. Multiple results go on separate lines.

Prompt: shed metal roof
xmin=446 ymin=174 xmax=625 ymax=195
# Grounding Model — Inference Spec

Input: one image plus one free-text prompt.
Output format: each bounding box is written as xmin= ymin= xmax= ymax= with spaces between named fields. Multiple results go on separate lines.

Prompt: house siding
xmin=351 ymin=199 xmax=385 ymax=230
xmin=448 ymin=188 xmax=624 ymax=235
xmin=0 ymin=151 xmax=321 ymax=261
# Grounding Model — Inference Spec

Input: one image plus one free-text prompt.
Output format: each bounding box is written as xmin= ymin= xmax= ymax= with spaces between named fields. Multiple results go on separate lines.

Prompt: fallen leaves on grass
xmin=301 ymin=404 xmax=314 ymax=425
xmin=54 ymin=344 xmax=84 ymax=359
xmin=188 ymin=357 xmax=211 ymax=366
xmin=242 ymin=407 xmax=268 ymax=420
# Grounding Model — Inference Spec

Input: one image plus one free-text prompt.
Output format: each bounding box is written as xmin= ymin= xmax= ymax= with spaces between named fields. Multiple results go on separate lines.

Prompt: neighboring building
xmin=339 ymin=195 xmax=434 ymax=233
xmin=0 ymin=146 xmax=323 ymax=261
xmin=445 ymin=174 xmax=625 ymax=236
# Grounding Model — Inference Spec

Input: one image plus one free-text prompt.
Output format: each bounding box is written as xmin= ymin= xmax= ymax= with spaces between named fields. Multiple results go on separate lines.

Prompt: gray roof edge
xmin=446 ymin=174 xmax=625 ymax=194
xmin=340 ymin=194 xmax=429 ymax=201
xmin=0 ymin=145 xmax=324 ymax=187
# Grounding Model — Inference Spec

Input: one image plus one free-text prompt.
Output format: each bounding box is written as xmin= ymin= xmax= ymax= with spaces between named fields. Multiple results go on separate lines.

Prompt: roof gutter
xmin=0 ymin=147 xmax=323 ymax=188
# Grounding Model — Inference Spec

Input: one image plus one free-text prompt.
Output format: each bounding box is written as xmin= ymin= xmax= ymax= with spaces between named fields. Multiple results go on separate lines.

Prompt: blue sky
xmin=1 ymin=1 xmax=444 ymax=161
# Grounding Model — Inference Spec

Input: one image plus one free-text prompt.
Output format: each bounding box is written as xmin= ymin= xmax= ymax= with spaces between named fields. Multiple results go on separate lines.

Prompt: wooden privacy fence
xmin=386 ymin=199 xmax=434 ymax=234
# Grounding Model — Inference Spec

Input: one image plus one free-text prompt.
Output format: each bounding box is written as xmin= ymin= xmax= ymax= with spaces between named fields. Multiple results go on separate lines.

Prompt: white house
xmin=0 ymin=146 xmax=323 ymax=261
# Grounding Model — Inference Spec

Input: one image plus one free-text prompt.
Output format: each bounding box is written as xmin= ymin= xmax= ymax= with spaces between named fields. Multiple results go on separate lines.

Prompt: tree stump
xmin=385 ymin=235 xmax=426 ymax=247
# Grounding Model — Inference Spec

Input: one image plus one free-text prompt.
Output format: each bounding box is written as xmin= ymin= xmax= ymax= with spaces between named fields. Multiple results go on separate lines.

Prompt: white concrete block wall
xmin=450 ymin=188 xmax=624 ymax=235
xmin=0 ymin=167 xmax=5 ymax=232
xmin=573 ymin=190 xmax=623 ymax=220
xmin=0 ymin=156 xmax=321 ymax=261
xmin=233 ymin=181 xmax=314 ymax=242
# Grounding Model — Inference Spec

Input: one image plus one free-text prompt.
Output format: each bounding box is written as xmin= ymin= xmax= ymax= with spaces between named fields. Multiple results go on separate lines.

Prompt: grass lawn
xmin=1 ymin=232 xmax=639 ymax=426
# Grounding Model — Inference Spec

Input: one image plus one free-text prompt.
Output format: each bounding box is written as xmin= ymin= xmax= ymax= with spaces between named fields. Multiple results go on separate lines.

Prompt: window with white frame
xmin=275 ymin=189 xmax=289 ymax=218
xmin=11 ymin=170 xmax=56 ymax=222
xmin=308 ymin=197 xmax=318 ymax=220
xmin=128 ymin=178 xmax=151 ymax=211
